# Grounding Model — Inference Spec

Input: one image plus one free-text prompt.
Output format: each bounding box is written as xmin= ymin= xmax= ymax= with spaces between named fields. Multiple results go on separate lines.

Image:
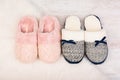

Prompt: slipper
xmin=84 ymin=15 xmax=108 ymax=64
xmin=15 ymin=16 xmax=38 ymax=63
xmin=61 ymin=16 xmax=84 ymax=64
xmin=38 ymin=16 xmax=61 ymax=63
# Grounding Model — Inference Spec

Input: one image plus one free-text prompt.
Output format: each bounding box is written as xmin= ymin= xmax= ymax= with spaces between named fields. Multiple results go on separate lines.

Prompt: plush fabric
xmin=85 ymin=29 xmax=106 ymax=42
xmin=38 ymin=16 xmax=61 ymax=63
xmin=62 ymin=29 xmax=84 ymax=41
xmin=15 ymin=16 xmax=38 ymax=63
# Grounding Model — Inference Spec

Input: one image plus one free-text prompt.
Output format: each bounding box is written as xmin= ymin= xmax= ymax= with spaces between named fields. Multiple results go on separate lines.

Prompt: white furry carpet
xmin=0 ymin=0 xmax=120 ymax=80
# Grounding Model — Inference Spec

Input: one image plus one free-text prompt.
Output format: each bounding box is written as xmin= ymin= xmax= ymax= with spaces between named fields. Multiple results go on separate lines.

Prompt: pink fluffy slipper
xmin=38 ymin=16 xmax=61 ymax=63
xmin=15 ymin=16 xmax=38 ymax=63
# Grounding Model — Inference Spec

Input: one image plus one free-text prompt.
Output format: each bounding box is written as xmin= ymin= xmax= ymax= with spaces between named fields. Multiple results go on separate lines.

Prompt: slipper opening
xmin=65 ymin=16 xmax=81 ymax=31
xmin=42 ymin=17 xmax=55 ymax=33
xmin=19 ymin=17 xmax=35 ymax=33
xmin=84 ymin=15 xmax=102 ymax=31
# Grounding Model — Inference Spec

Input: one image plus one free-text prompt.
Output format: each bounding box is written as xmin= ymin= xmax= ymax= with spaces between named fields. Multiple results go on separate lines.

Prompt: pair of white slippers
xmin=62 ymin=15 xmax=108 ymax=64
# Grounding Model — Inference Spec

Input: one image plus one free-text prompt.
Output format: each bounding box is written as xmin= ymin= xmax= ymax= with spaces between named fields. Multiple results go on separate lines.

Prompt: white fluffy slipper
xmin=62 ymin=16 xmax=84 ymax=64
xmin=84 ymin=15 xmax=108 ymax=64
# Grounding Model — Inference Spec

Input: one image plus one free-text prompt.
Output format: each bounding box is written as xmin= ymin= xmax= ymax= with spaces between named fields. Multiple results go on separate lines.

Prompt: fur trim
xmin=85 ymin=29 xmax=106 ymax=42
xmin=62 ymin=29 xmax=84 ymax=41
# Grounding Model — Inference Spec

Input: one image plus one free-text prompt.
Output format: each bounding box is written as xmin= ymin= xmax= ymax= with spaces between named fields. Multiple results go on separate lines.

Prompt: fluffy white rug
xmin=0 ymin=0 xmax=120 ymax=80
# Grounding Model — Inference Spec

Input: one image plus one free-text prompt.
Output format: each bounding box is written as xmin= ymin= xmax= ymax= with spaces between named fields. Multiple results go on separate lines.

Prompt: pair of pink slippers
xmin=15 ymin=16 xmax=61 ymax=63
